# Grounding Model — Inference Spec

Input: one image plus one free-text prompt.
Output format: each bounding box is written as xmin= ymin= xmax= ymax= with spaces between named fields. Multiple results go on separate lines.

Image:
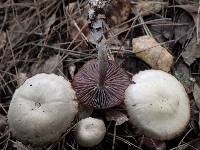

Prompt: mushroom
xmin=72 ymin=59 xmax=130 ymax=109
xmin=125 ymin=70 xmax=190 ymax=140
xmin=8 ymin=73 xmax=78 ymax=145
xmin=74 ymin=117 xmax=106 ymax=147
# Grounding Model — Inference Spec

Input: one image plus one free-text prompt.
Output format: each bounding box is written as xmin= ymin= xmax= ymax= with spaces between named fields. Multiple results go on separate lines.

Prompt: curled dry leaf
xmin=131 ymin=0 xmax=167 ymax=16
xmin=193 ymin=83 xmax=200 ymax=110
xmin=105 ymin=109 xmax=128 ymax=125
xmin=31 ymin=54 xmax=63 ymax=75
xmin=132 ymin=36 xmax=173 ymax=72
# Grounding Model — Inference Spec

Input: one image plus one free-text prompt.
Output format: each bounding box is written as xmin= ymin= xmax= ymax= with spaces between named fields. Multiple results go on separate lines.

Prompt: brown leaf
xmin=131 ymin=1 xmax=167 ymax=16
xmin=105 ymin=109 xmax=128 ymax=125
xmin=132 ymin=36 xmax=174 ymax=72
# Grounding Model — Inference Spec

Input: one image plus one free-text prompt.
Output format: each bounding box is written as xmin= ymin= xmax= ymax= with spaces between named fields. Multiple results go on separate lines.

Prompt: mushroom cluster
xmin=8 ymin=73 xmax=78 ymax=145
xmin=125 ymin=70 xmax=190 ymax=140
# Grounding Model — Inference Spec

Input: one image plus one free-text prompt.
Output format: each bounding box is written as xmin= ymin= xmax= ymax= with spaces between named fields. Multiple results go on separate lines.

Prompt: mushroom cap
xmin=74 ymin=117 xmax=106 ymax=147
xmin=72 ymin=59 xmax=130 ymax=109
xmin=125 ymin=70 xmax=190 ymax=140
xmin=8 ymin=73 xmax=78 ymax=145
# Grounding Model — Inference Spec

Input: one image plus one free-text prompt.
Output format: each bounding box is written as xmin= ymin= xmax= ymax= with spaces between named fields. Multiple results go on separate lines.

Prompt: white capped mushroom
xmin=74 ymin=117 xmax=106 ymax=147
xmin=8 ymin=73 xmax=78 ymax=145
xmin=125 ymin=70 xmax=190 ymax=140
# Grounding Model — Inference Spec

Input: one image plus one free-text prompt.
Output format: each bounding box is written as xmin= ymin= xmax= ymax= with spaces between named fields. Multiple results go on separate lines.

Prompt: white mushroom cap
xmin=125 ymin=70 xmax=190 ymax=140
xmin=74 ymin=117 xmax=106 ymax=147
xmin=8 ymin=73 xmax=78 ymax=145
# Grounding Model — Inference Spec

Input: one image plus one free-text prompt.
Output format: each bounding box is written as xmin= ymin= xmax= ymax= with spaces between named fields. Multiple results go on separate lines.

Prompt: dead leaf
xmin=173 ymin=5 xmax=200 ymax=65
xmin=31 ymin=54 xmax=63 ymax=75
xmin=105 ymin=109 xmax=128 ymax=125
xmin=131 ymin=1 xmax=167 ymax=16
xmin=194 ymin=83 xmax=200 ymax=110
xmin=132 ymin=35 xmax=174 ymax=72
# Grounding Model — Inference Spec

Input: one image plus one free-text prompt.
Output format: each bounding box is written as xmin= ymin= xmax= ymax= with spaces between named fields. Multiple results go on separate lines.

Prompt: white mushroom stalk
xmin=74 ymin=117 xmax=106 ymax=147
xmin=8 ymin=73 xmax=78 ymax=145
xmin=125 ymin=70 xmax=190 ymax=140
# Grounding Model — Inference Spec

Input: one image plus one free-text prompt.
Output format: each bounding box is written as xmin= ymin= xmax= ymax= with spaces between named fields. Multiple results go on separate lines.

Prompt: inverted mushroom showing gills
xmin=125 ymin=70 xmax=190 ymax=140
xmin=73 ymin=59 xmax=130 ymax=109
xmin=74 ymin=117 xmax=106 ymax=147
xmin=8 ymin=73 xmax=78 ymax=145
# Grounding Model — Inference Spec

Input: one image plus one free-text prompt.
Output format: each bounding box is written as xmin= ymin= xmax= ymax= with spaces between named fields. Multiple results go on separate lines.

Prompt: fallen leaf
xmin=132 ymin=35 xmax=174 ymax=72
xmin=105 ymin=109 xmax=128 ymax=125
xmin=131 ymin=1 xmax=167 ymax=16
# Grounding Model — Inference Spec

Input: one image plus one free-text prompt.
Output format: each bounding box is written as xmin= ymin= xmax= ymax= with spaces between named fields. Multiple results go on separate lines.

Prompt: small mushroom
xmin=73 ymin=59 xmax=130 ymax=109
xmin=74 ymin=117 xmax=106 ymax=147
xmin=125 ymin=70 xmax=190 ymax=140
xmin=8 ymin=73 xmax=78 ymax=145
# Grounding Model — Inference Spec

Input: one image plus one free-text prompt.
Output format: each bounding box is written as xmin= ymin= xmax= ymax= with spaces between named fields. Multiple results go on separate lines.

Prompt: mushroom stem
xmin=98 ymin=48 xmax=108 ymax=88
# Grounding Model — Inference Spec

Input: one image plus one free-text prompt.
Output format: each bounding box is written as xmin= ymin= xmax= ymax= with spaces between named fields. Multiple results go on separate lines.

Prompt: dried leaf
xmin=31 ymin=55 xmax=63 ymax=75
xmin=132 ymin=36 xmax=174 ymax=72
xmin=173 ymin=5 xmax=200 ymax=65
xmin=194 ymin=83 xmax=200 ymax=110
xmin=132 ymin=1 xmax=167 ymax=16
xmin=105 ymin=110 xmax=128 ymax=125
xmin=182 ymin=39 xmax=200 ymax=65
